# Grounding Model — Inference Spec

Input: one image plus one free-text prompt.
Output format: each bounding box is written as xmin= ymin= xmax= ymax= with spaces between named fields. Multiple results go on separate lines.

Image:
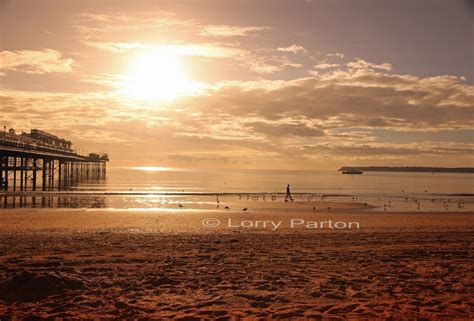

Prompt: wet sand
xmin=0 ymin=201 xmax=473 ymax=319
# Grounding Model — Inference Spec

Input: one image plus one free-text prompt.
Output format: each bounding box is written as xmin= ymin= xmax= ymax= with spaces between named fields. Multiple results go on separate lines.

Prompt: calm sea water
xmin=60 ymin=167 xmax=473 ymax=195
xmin=1 ymin=167 xmax=473 ymax=210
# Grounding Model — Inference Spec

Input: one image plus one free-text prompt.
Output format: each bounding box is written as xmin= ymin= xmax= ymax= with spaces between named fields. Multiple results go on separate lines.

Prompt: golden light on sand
xmin=119 ymin=49 xmax=197 ymax=101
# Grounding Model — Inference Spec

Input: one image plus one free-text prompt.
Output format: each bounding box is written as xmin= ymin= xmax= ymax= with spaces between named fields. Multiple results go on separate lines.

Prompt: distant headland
xmin=338 ymin=166 xmax=474 ymax=173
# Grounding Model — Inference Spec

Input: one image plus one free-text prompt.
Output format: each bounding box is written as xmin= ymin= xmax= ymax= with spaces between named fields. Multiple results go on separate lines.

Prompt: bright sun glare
xmin=119 ymin=50 xmax=198 ymax=101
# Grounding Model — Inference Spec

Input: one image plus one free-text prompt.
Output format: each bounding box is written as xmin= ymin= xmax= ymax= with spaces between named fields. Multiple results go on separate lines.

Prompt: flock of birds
xmin=174 ymin=193 xmax=468 ymax=213
xmin=378 ymin=196 xmax=467 ymax=212
xmin=174 ymin=193 xmax=345 ymax=212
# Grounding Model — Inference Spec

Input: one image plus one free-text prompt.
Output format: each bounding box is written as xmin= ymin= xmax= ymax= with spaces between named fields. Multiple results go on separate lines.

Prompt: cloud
xmin=200 ymin=25 xmax=268 ymax=37
xmin=85 ymin=41 xmax=302 ymax=75
xmin=313 ymin=63 xmax=339 ymax=69
xmin=276 ymin=44 xmax=307 ymax=54
xmin=2 ymin=55 xmax=473 ymax=167
xmin=75 ymin=12 xmax=268 ymax=40
xmin=246 ymin=121 xmax=325 ymax=137
xmin=83 ymin=41 xmax=244 ymax=58
xmin=239 ymin=54 xmax=302 ymax=74
xmin=311 ymin=57 xmax=393 ymax=76
xmin=347 ymin=58 xmax=393 ymax=71
xmin=0 ymin=49 xmax=74 ymax=74
xmin=198 ymin=72 xmax=473 ymax=129
xmin=169 ymin=67 xmax=474 ymax=157
xmin=75 ymin=11 xmax=302 ymax=76
xmin=365 ymin=118 xmax=389 ymax=127
xmin=327 ymin=52 xmax=345 ymax=59
xmin=303 ymin=143 xmax=473 ymax=157
xmin=73 ymin=11 xmax=197 ymax=40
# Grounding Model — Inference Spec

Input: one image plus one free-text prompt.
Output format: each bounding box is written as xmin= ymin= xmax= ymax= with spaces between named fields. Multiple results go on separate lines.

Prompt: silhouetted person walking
xmin=285 ymin=184 xmax=294 ymax=202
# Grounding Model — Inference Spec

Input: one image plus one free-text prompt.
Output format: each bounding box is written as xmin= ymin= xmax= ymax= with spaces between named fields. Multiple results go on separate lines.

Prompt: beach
xmin=2 ymin=0 xmax=474 ymax=318
xmin=0 ymin=200 xmax=473 ymax=319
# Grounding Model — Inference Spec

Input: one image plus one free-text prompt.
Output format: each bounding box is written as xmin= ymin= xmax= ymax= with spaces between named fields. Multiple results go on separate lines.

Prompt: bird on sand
xmin=242 ymin=208 xmax=248 ymax=211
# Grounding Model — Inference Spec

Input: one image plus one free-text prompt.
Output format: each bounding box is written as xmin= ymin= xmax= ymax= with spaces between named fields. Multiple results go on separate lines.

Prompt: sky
xmin=1 ymin=0 xmax=473 ymax=169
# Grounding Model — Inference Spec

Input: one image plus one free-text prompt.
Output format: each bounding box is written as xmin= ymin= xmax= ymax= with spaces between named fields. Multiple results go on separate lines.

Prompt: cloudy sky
xmin=1 ymin=0 xmax=473 ymax=169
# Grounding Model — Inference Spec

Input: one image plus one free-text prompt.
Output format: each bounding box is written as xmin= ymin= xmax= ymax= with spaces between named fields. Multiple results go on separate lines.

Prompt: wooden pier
xmin=0 ymin=129 xmax=108 ymax=191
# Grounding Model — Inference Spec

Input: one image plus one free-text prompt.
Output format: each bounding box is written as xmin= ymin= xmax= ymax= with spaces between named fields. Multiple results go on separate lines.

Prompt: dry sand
xmin=0 ymin=201 xmax=473 ymax=319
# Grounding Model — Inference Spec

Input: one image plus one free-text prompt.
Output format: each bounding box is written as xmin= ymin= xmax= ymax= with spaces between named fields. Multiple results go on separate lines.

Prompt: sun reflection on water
xmin=132 ymin=166 xmax=173 ymax=172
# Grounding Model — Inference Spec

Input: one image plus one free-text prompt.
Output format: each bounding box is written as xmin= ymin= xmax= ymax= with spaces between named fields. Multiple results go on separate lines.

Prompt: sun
xmin=119 ymin=49 xmax=196 ymax=101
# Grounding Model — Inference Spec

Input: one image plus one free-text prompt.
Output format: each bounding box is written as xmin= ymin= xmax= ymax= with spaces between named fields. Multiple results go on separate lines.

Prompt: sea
xmin=1 ymin=167 xmax=473 ymax=211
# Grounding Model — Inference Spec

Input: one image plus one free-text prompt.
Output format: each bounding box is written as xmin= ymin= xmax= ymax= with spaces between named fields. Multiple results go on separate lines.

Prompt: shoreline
xmin=0 ymin=194 xmax=473 ymax=213
xmin=2 ymin=190 xmax=473 ymax=196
